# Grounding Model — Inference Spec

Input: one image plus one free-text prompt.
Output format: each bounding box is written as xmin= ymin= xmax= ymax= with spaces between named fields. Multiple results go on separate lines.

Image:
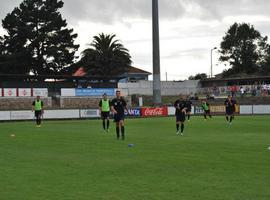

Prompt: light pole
xmin=152 ymin=0 xmax=161 ymax=105
xmin=210 ymin=47 xmax=217 ymax=78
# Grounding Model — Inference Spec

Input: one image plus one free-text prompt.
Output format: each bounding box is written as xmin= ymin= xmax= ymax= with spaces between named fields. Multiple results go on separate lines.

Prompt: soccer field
xmin=0 ymin=116 xmax=270 ymax=200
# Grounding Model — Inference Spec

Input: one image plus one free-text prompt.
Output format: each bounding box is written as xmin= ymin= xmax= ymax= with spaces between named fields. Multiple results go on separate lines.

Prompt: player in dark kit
xmin=99 ymin=93 xmax=111 ymax=132
xmin=32 ymin=96 xmax=44 ymax=127
xmin=224 ymin=95 xmax=236 ymax=124
xmin=185 ymin=96 xmax=192 ymax=121
xmin=201 ymin=100 xmax=212 ymax=120
xmin=110 ymin=90 xmax=128 ymax=140
xmin=174 ymin=96 xmax=187 ymax=135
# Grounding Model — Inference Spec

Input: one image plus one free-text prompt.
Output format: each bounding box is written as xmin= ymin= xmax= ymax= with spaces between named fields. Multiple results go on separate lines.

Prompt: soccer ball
xmin=128 ymin=144 xmax=134 ymax=147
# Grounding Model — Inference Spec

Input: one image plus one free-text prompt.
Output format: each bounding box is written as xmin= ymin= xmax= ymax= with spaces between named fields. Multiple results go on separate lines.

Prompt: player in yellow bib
xmin=99 ymin=93 xmax=111 ymax=132
xmin=32 ymin=96 xmax=44 ymax=127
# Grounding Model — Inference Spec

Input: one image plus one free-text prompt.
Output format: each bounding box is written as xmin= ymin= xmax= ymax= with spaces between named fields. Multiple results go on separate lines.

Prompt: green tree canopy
xmin=188 ymin=73 xmax=208 ymax=80
xmin=0 ymin=0 xmax=79 ymax=75
xmin=259 ymin=43 xmax=270 ymax=74
xmin=219 ymin=22 xmax=269 ymax=77
xmin=79 ymin=33 xmax=131 ymax=76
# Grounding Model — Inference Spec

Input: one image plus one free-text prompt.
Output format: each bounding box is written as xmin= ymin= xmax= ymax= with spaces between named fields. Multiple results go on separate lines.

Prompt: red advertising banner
xmin=141 ymin=107 xmax=168 ymax=117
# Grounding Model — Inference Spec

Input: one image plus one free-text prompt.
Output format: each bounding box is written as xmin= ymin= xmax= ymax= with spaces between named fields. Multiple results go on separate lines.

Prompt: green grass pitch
xmin=0 ymin=116 xmax=270 ymax=200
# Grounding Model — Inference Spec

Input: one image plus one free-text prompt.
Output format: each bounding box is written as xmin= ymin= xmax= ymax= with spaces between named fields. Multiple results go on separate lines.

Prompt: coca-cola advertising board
xmin=141 ymin=107 xmax=168 ymax=117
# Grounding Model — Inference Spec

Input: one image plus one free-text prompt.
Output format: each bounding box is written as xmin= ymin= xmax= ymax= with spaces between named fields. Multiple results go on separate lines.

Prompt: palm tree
xmin=80 ymin=33 xmax=131 ymax=76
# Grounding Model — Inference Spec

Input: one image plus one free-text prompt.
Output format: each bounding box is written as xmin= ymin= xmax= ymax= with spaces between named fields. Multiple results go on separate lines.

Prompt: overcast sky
xmin=1 ymin=0 xmax=270 ymax=80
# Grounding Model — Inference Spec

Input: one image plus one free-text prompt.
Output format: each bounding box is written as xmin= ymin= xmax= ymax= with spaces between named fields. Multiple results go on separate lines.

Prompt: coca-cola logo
xmin=143 ymin=107 xmax=166 ymax=116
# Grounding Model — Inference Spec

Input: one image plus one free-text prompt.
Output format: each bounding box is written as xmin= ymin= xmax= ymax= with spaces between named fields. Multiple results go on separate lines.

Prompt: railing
xmin=197 ymin=85 xmax=270 ymax=98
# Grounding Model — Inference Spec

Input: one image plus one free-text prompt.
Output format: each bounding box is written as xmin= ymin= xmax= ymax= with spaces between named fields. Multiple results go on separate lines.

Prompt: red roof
xmin=128 ymin=66 xmax=151 ymax=74
xmin=73 ymin=66 xmax=151 ymax=77
xmin=73 ymin=67 xmax=87 ymax=76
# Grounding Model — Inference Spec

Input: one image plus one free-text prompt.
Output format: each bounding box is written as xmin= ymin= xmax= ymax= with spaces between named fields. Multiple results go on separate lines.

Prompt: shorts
xmin=114 ymin=114 xmax=125 ymax=122
xmin=35 ymin=110 xmax=42 ymax=118
xmin=226 ymin=109 xmax=234 ymax=115
xmin=176 ymin=113 xmax=186 ymax=122
xmin=204 ymin=110 xmax=210 ymax=115
xmin=101 ymin=111 xmax=110 ymax=119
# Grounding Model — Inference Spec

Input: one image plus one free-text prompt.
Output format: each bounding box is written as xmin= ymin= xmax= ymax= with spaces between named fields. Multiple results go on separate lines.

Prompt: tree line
xmin=0 ymin=0 xmax=270 ymax=78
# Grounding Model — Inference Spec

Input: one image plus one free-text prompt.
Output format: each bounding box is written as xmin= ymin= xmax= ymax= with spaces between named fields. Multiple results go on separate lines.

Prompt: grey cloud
xmin=188 ymin=0 xmax=270 ymax=20
xmin=62 ymin=0 xmax=270 ymax=26
xmin=163 ymin=48 xmax=207 ymax=59
xmin=0 ymin=0 xmax=21 ymax=21
xmin=1 ymin=0 xmax=270 ymax=26
xmin=62 ymin=0 xmax=185 ymax=25
xmin=255 ymin=23 xmax=270 ymax=37
xmin=0 ymin=0 xmax=184 ymax=26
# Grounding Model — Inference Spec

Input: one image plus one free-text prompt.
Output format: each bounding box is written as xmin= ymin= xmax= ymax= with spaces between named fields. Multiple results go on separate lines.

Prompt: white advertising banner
xmin=240 ymin=105 xmax=253 ymax=115
xmin=168 ymin=106 xmax=175 ymax=116
xmin=0 ymin=111 xmax=11 ymax=120
xmin=253 ymin=105 xmax=270 ymax=114
xmin=0 ymin=88 xmax=2 ymax=97
xmin=168 ymin=106 xmax=194 ymax=116
xmin=10 ymin=111 xmax=33 ymax=120
xmin=33 ymin=88 xmax=48 ymax=97
xmin=18 ymin=88 xmax=31 ymax=97
xmin=43 ymin=109 xmax=80 ymax=119
xmin=190 ymin=106 xmax=195 ymax=115
xmin=80 ymin=109 xmax=100 ymax=118
xmin=61 ymin=88 xmax=76 ymax=97
xmin=4 ymin=88 xmax=17 ymax=97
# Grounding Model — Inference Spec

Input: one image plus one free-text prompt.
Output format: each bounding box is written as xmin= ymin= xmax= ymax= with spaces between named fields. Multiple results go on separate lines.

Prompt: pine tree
xmin=219 ymin=22 xmax=269 ymax=77
xmin=1 ymin=0 xmax=79 ymax=75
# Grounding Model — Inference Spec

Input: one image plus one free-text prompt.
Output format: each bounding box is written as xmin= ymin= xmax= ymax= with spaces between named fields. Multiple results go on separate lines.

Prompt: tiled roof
xmin=128 ymin=66 xmax=151 ymax=74
xmin=73 ymin=66 xmax=151 ymax=76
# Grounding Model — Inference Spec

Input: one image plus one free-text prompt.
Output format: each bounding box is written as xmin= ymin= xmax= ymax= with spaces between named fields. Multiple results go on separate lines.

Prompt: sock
xmin=226 ymin=116 xmax=229 ymax=121
xmin=107 ymin=120 xmax=110 ymax=129
xmin=39 ymin=118 xmax=41 ymax=125
xmin=102 ymin=120 xmax=105 ymax=130
xmin=116 ymin=127 xmax=120 ymax=139
xmin=181 ymin=124 xmax=184 ymax=133
xmin=176 ymin=124 xmax=179 ymax=131
xmin=230 ymin=116 xmax=233 ymax=122
xmin=187 ymin=115 xmax=190 ymax=120
xmin=204 ymin=114 xmax=207 ymax=119
xmin=36 ymin=118 xmax=39 ymax=125
xmin=121 ymin=126 xmax=125 ymax=140
xmin=209 ymin=114 xmax=212 ymax=118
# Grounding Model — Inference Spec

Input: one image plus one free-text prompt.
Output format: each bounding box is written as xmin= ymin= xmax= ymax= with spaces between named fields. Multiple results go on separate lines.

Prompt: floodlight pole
xmin=152 ymin=0 xmax=162 ymax=105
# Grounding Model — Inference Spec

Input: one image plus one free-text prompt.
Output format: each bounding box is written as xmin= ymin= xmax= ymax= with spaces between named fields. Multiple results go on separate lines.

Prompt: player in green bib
xmin=99 ymin=93 xmax=111 ymax=132
xmin=201 ymin=100 xmax=212 ymax=120
xmin=32 ymin=96 xmax=44 ymax=127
